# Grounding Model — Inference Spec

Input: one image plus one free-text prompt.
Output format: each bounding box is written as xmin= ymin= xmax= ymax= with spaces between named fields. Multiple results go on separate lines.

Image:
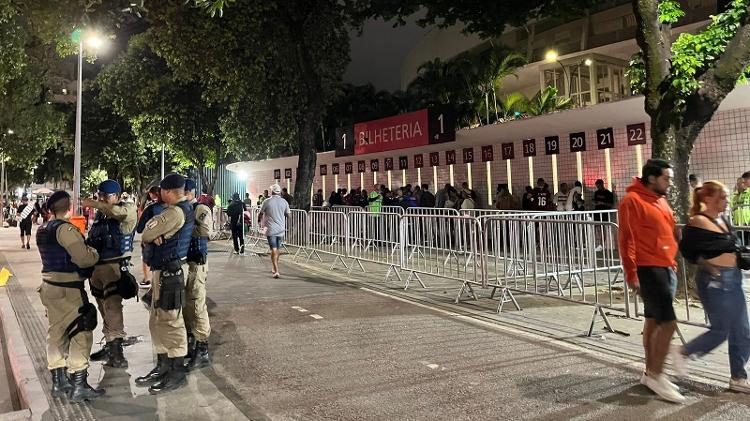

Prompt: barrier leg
xmin=307 ymin=250 xmax=324 ymax=263
xmin=404 ymin=271 xmax=427 ymax=290
xmin=385 ymin=264 xmax=403 ymax=283
xmin=674 ymin=325 xmax=687 ymax=346
xmin=455 ymin=282 xmax=479 ymax=303
xmin=496 ymin=287 xmax=521 ymax=314
xmin=587 ymin=304 xmax=615 ymax=337
xmin=330 ymin=255 xmax=349 ymax=271
xmin=347 ymin=258 xmax=366 ymax=274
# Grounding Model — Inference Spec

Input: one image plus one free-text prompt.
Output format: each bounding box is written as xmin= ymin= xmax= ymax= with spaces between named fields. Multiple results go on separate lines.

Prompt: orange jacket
xmin=617 ymin=178 xmax=678 ymax=286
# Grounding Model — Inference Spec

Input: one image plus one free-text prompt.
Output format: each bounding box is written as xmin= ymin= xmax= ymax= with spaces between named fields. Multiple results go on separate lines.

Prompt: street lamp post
xmin=71 ymin=29 xmax=104 ymax=214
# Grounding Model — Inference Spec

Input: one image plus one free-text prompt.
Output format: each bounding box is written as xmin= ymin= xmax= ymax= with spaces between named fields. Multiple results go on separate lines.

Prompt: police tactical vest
xmin=187 ymin=202 xmax=209 ymax=263
xmin=37 ymin=220 xmax=82 ymax=273
xmin=150 ymin=200 xmax=195 ymax=270
xmin=87 ymin=203 xmax=135 ymax=261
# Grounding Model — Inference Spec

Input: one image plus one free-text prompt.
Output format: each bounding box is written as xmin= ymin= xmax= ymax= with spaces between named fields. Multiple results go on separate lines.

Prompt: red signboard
xmin=414 ymin=154 xmax=424 ymax=168
xmin=354 ymin=109 xmax=428 ymax=155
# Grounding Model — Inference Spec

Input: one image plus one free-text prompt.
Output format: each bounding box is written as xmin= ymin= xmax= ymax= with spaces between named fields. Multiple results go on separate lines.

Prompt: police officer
xmin=37 ymin=191 xmax=104 ymax=402
xmin=81 ymin=180 xmax=137 ymax=368
xmin=135 ymin=174 xmax=194 ymax=394
xmin=184 ymin=179 xmax=212 ymax=370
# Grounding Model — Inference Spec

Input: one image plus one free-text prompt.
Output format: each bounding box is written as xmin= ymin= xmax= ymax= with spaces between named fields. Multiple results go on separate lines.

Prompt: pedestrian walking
xmin=36 ymin=191 xmax=103 ymax=402
xmin=135 ymin=173 xmax=194 ymax=394
xmin=184 ymin=179 xmax=212 ymax=370
xmin=618 ymin=159 xmax=684 ymax=403
xmin=17 ymin=195 xmax=35 ymax=249
xmin=81 ymin=180 xmax=138 ymax=369
xmin=259 ymin=184 xmax=291 ymax=278
xmin=226 ymin=193 xmax=245 ymax=254
xmin=673 ymin=181 xmax=750 ymax=393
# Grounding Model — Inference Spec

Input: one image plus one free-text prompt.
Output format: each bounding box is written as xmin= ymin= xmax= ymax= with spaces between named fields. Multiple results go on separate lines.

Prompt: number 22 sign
xmin=627 ymin=123 xmax=647 ymax=146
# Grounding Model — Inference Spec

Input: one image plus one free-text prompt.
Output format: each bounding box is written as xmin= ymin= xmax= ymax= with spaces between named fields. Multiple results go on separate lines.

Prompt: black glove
xmin=157 ymin=265 xmax=185 ymax=310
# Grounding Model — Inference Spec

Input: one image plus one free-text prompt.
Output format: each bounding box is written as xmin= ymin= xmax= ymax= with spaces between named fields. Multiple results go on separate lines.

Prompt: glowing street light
xmin=6 ymin=129 xmax=13 ymax=135
xmin=584 ymin=58 xmax=593 ymax=66
xmin=545 ymin=50 xmax=559 ymax=62
xmin=71 ymin=28 xmax=108 ymax=213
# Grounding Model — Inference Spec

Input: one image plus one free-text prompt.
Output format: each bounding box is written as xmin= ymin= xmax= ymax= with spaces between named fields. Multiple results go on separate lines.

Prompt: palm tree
xmin=499 ymin=92 xmax=529 ymax=120
xmin=526 ymin=86 xmax=573 ymax=116
xmin=488 ymin=50 xmax=527 ymax=121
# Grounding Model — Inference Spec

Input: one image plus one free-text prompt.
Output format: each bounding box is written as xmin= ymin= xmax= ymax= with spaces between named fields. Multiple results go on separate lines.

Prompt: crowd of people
xmin=305 ymin=178 xmax=615 ymax=213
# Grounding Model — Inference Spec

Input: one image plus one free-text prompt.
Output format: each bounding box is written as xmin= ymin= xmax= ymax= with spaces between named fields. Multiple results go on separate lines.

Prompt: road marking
xmin=309 ymin=314 xmax=324 ymax=320
xmin=291 ymin=306 xmax=309 ymax=313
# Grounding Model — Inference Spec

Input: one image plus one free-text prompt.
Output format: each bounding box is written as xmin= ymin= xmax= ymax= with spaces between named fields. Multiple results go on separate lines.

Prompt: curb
xmin=0 ymin=293 xmax=49 ymax=421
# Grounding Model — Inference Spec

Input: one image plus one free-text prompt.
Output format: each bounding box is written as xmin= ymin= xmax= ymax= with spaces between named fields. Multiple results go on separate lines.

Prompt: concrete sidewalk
xmin=0 ymin=226 xmax=248 ymax=420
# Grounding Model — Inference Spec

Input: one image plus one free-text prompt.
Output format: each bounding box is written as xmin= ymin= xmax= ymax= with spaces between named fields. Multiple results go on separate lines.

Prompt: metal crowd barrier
xmin=331 ymin=205 xmax=364 ymax=214
xmin=400 ymin=214 xmax=483 ymax=296
xmin=481 ymin=215 xmax=627 ymax=335
xmin=285 ymin=209 xmax=308 ymax=258
xmin=348 ymin=211 xmax=402 ymax=280
xmin=381 ymin=206 xmax=405 ymax=215
xmin=306 ymin=211 xmax=349 ymax=270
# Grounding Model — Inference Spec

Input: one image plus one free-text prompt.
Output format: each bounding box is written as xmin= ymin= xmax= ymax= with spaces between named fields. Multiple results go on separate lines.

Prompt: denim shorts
xmin=267 ymin=236 xmax=283 ymax=249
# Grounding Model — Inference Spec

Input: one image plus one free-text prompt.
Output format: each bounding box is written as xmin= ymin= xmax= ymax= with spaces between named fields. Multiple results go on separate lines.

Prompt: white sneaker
xmin=670 ymin=345 xmax=687 ymax=376
xmin=729 ymin=378 xmax=750 ymax=394
xmin=645 ymin=374 xmax=685 ymax=403
xmin=641 ymin=371 xmax=679 ymax=391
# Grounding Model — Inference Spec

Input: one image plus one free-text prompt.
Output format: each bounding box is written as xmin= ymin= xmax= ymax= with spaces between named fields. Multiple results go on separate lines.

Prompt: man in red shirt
xmin=618 ymin=159 xmax=683 ymax=403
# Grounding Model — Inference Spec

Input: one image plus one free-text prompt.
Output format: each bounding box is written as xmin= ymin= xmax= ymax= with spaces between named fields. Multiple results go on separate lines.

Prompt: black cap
xmin=160 ymin=173 xmax=186 ymax=190
xmin=46 ymin=190 xmax=70 ymax=211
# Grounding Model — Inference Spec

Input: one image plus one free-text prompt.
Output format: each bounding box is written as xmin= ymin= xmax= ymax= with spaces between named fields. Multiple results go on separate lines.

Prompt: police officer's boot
xmin=68 ymin=370 xmax=106 ymax=403
xmin=89 ymin=343 xmax=109 ymax=362
xmin=186 ymin=332 xmax=196 ymax=361
xmin=105 ymin=338 xmax=128 ymax=368
xmin=50 ymin=368 xmax=73 ymax=398
xmin=135 ymin=353 xmax=169 ymax=387
xmin=186 ymin=341 xmax=210 ymax=371
xmin=149 ymin=357 xmax=187 ymax=395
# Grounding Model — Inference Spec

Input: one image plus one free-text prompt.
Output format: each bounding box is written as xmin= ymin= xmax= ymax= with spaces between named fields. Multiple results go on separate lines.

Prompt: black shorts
xmin=637 ymin=266 xmax=677 ymax=323
xmin=19 ymin=220 xmax=32 ymax=236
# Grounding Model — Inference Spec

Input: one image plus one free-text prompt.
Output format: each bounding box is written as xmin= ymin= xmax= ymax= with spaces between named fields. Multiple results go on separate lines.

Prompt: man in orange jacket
xmin=618 ymin=159 xmax=683 ymax=403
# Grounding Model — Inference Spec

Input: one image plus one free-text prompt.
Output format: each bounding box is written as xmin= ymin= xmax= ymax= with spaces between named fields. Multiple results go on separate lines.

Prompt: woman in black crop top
xmin=674 ymin=181 xmax=750 ymax=393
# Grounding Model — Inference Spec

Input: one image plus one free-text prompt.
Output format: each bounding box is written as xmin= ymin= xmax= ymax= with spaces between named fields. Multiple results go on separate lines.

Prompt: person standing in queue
xmin=618 ymin=159 xmax=683 ymax=403
xmin=183 ymin=179 xmax=212 ymax=370
xmin=135 ymin=173 xmax=194 ymax=394
xmin=81 ymin=180 xmax=137 ymax=369
xmin=37 ymin=191 xmax=104 ymax=402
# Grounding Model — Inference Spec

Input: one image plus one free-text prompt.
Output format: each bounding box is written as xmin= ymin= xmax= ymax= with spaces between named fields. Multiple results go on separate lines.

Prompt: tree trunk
xmin=492 ymin=88 xmax=499 ymax=122
xmin=485 ymin=92 xmax=490 ymax=125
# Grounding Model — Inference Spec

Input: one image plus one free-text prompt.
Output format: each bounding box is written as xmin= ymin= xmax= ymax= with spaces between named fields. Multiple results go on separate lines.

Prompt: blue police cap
xmin=98 ymin=179 xmax=121 ymax=194
xmin=160 ymin=173 xmax=186 ymax=190
xmin=185 ymin=179 xmax=197 ymax=192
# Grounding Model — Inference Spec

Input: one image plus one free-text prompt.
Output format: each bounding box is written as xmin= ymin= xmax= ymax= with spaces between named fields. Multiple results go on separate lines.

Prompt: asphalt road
xmin=201 ymin=250 xmax=750 ymax=420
